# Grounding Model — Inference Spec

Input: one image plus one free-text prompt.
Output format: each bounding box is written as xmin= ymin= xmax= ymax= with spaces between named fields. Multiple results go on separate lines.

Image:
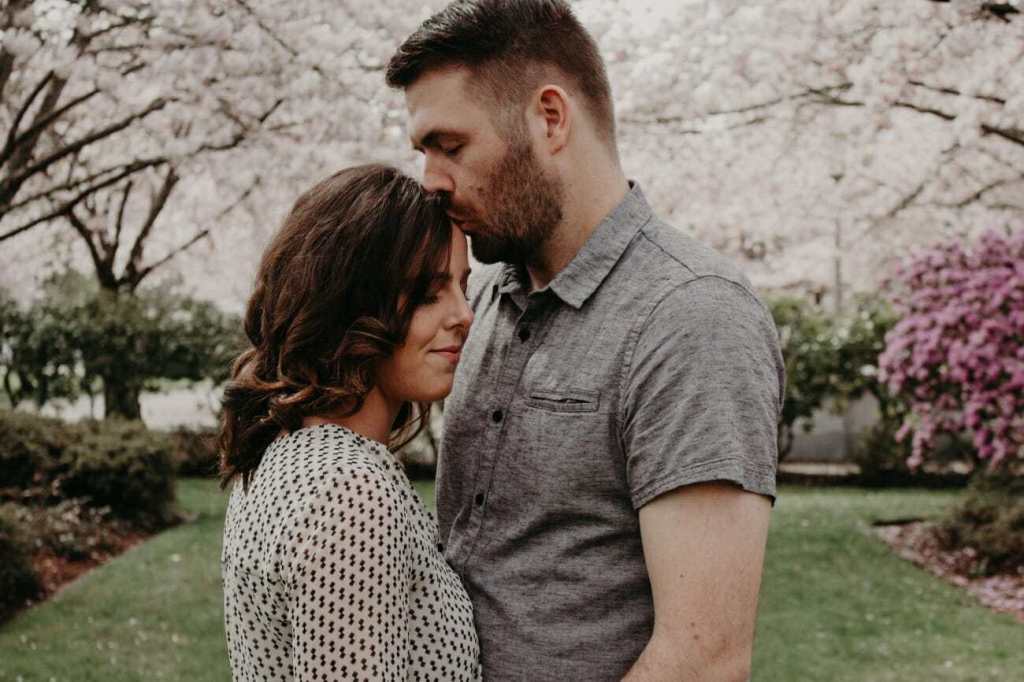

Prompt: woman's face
xmin=376 ymin=226 xmax=474 ymax=404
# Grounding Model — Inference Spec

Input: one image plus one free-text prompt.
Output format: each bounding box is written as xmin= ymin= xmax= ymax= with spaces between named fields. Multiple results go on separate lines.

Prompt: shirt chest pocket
xmin=523 ymin=387 xmax=601 ymax=414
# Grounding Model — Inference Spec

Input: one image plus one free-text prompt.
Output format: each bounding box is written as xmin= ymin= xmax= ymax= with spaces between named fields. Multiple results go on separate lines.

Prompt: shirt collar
xmin=495 ymin=181 xmax=651 ymax=309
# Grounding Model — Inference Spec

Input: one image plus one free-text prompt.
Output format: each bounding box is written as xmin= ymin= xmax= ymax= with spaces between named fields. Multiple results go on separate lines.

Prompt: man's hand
xmin=622 ymin=481 xmax=772 ymax=682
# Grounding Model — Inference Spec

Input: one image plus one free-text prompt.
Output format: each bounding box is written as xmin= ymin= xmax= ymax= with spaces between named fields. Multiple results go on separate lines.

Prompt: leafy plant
xmin=879 ymin=229 xmax=1024 ymax=470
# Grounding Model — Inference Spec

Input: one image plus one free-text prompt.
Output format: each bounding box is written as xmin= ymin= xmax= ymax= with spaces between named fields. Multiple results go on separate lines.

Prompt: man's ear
xmin=533 ymin=85 xmax=571 ymax=154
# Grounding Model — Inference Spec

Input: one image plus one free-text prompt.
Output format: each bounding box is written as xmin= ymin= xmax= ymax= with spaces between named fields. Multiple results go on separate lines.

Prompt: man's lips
xmin=448 ymin=213 xmax=476 ymax=230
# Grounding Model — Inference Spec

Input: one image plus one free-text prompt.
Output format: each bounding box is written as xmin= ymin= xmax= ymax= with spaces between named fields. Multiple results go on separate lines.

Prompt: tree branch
xmin=125 ymin=166 xmax=179 ymax=282
xmin=132 ymin=175 xmax=261 ymax=287
xmin=132 ymin=228 xmax=210 ymax=288
xmin=193 ymin=98 xmax=283 ymax=154
xmin=981 ymin=124 xmax=1024 ymax=147
xmin=622 ymin=84 xmax=854 ymax=126
xmin=907 ymin=79 xmax=1006 ymax=106
xmin=3 ymin=87 xmax=102 ymax=166
xmin=885 ymin=180 xmax=928 ymax=219
xmin=1 ymin=71 xmax=56 ymax=166
xmin=3 ymin=156 xmax=165 ymax=214
xmin=0 ymin=48 xmax=16 ymax=103
xmin=938 ymin=176 xmax=1024 ymax=208
xmin=66 ymin=207 xmax=118 ymax=290
xmin=0 ymin=97 xmax=170 ymax=207
xmin=114 ymin=178 xmax=133 ymax=251
xmin=0 ymin=160 xmax=163 ymax=242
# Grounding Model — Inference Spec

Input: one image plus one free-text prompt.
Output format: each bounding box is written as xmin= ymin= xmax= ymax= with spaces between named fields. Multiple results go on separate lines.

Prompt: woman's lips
xmin=431 ymin=347 xmax=462 ymax=365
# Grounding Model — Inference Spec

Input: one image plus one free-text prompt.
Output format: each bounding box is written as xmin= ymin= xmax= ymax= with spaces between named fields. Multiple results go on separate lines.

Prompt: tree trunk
xmin=102 ymin=376 xmax=142 ymax=421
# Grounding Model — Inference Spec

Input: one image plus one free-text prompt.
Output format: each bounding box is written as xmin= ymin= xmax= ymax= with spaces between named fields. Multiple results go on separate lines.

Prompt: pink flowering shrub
xmin=878 ymin=229 xmax=1024 ymax=469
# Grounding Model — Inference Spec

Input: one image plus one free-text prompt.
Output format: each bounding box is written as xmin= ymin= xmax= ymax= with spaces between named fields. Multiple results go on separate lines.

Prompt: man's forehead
xmin=406 ymin=65 xmax=474 ymax=105
xmin=405 ymin=67 xmax=487 ymax=142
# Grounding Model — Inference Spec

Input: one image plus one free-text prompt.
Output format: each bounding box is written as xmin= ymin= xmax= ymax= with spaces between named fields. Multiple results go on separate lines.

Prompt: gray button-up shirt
xmin=439 ymin=184 xmax=784 ymax=680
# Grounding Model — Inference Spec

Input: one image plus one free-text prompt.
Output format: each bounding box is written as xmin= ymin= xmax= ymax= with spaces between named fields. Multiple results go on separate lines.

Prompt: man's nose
xmin=422 ymin=157 xmax=455 ymax=194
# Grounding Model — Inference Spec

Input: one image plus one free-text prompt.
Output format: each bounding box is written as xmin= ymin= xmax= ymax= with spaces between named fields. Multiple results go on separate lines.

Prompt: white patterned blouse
xmin=221 ymin=424 xmax=481 ymax=681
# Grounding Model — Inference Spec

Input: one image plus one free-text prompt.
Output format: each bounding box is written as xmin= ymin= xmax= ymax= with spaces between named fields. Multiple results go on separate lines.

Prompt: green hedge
xmin=4 ymin=499 xmax=125 ymax=562
xmin=60 ymin=420 xmax=178 ymax=528
xmin=939 ymin=475 xmax=1024 ymax=576
xmin=0 ymin=410 xmax=180 ymax=527
xmin=0 ymin=410 xmax=74 ymax=489
xmin=0 ymin=505 xmax=42 ymax=621
xmin=168 ymin=425 xmax=219 ymax=477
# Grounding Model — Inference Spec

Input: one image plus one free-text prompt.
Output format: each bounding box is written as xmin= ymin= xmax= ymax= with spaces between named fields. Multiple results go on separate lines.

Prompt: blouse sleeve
xmin=282 ymin=464 xmax=413 ymax=681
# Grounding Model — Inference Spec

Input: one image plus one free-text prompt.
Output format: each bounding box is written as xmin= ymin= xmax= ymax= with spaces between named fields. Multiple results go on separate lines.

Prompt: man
xmin=386 ymin=1 xmax=784 ymax=679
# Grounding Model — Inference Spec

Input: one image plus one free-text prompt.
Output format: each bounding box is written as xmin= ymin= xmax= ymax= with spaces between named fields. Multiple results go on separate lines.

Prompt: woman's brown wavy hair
xmin=218 ymin=164 xmax=452 ymax=490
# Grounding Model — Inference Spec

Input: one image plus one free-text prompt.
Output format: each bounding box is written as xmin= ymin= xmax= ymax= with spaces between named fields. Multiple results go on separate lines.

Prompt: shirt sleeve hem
xmin=631 ymin=457 xmax=777 ymax=510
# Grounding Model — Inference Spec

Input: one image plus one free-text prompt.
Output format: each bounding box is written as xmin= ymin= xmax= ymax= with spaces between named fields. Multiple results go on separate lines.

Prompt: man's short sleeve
xmin=620 ymin=275 xmax=784 ymax=509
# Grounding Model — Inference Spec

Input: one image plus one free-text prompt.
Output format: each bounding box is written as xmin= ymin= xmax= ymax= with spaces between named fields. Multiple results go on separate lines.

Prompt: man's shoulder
xmin=627 ymin=215 xmax=754 ymax=292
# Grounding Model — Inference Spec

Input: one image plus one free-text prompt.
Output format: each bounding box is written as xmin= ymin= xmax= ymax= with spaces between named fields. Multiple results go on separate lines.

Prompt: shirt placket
xmin=452 ymin=289 xmax=549 ymax=571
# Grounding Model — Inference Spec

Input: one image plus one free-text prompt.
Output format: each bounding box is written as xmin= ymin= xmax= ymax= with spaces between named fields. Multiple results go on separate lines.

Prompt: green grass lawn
xmin=0 ymin=481 xmax=1019 ymax=681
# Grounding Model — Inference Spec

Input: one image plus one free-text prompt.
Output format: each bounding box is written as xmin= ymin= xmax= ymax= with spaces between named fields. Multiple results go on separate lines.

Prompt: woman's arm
xmin=283 ymin=467 xmax=413 ymax=681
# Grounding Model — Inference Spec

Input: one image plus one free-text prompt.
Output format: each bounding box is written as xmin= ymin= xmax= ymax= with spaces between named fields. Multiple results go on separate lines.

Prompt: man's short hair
xmin=386 ymin=0 xmax=615 ymax=144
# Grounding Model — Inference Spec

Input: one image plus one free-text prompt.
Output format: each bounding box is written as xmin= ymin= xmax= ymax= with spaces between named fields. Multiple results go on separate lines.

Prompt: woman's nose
xmin=452 ymin=293 xmax=474 ymax=331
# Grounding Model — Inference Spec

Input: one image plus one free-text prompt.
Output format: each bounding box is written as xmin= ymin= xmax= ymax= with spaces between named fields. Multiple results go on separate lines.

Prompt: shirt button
xmin=491 ymin=409 xmax=503 ymax=423
xmin=518 ymin=327 xmax=531 ymax=342
xmin=437 ymin=542 xmax=444 ymax=552
xmin=474 ymin=492 xmax=485 ymax=507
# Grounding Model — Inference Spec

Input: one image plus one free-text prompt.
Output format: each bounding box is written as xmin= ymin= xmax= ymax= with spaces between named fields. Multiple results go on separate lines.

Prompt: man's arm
xmin=623 ymin=482 xmax=771 ymax=682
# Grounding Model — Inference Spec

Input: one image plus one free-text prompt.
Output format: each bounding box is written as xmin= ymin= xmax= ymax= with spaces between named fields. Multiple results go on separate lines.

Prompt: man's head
xmin=386 ymin=0 xmax=616 ymax=266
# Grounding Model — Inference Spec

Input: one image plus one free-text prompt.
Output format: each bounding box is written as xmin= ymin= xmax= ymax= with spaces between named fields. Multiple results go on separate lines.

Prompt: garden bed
xmin=0 ymin=410 xmax=185 ymax=623
xmin=876 ymin=521 xmax=1024 ymax=622
xmin=29 ymin=527 xmax=150 ymax=597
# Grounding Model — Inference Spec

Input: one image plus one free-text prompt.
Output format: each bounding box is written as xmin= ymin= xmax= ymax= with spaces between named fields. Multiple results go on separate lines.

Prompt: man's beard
xmin=468 ymin=140 xmax=564 ymax=266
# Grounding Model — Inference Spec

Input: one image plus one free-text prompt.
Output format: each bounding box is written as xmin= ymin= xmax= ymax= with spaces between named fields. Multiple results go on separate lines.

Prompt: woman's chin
xmin=404 ymin=382 xmax=454 ymax=404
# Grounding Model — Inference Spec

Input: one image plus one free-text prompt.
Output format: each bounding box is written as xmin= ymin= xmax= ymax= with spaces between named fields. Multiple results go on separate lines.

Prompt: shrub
xmin=937 ymin=474 xmax=1024 ymax=576
xmin=168 ymin=425 xmax=219 ymax=477
xmin=879 ymin=228 xmax=1024 ymax=469
xmin=852 ymin=421 xmax=914 ymax=486
xmin=768 ymin=296 xmax=836 ymax=459
xmin=0 ymin=409 xmax=75 ymax=490
xmin=4 ymin=499 xmax=129 ymax=562
xmin=0 ymin=506 xmax=42 ymax=622
xmin=1 ymin=272 xmax=244 ymax=420
xmin=853 ymin=422 xmax=972 ymax=487
xmin=59 ymin=420 xmax=179 ymax=528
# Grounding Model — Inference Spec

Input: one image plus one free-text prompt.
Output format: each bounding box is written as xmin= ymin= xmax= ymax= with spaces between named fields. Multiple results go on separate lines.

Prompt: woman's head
xmin=219 ymin=164 xmax=471 ymax=488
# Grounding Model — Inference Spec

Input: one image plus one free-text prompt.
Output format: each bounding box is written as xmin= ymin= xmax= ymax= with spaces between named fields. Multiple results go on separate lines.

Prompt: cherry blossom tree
xmin=1 ymin=0 xmax=1021 ymax=312
xmin=578 ymin=0 xmax=1023 ymax=300
xmin=0 ymin=0 xmax=435 ymax=305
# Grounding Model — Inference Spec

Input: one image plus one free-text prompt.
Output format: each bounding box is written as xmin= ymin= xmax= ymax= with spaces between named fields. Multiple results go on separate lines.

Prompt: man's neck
xmin=525 ymin=170 xmax=630 ymax=292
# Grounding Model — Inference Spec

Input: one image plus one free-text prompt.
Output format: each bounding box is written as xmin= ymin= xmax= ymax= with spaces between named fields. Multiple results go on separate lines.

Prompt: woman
xmin=219 ymin=164 xmax=479 ymax=681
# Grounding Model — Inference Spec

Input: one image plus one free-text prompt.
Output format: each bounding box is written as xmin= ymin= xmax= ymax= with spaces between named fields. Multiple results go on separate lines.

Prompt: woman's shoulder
xmin=262 ymin=423 xmax=396 ymax=479
xmin=232 ymin=424 xmax=411 ymax=529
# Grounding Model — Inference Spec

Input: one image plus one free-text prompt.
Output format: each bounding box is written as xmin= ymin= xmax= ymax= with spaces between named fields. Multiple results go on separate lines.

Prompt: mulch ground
xmin=876 ymin=521 xmax=1024 ymax=622
xmin=28 ymin=529 xmax=149 ymax=597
